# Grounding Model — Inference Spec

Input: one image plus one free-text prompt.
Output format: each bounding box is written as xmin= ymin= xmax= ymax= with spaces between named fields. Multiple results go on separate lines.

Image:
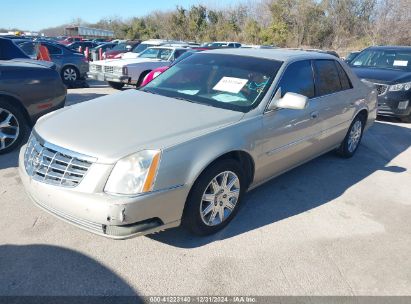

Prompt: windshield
xmin=133 ymin=43 xmax=151 ymax=54
xmin=138 ymin=48 xmax=172 ymax=60
xmin=112 ymin=43 xmax=129 ymax=51
xmin=351 ymin=49 xmax=411 ymax=71
xmin=143 ymin=53 xmax=282 ymax=112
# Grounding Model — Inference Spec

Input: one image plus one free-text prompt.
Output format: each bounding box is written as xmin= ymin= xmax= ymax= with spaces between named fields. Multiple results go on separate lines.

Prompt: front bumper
xmin=377 ymin=90 xmax=411 ymax=117
xmin=87 ymin=72 xmax=131 ymax=84
xmin=18 ymin=146 xmax=187 ymax=239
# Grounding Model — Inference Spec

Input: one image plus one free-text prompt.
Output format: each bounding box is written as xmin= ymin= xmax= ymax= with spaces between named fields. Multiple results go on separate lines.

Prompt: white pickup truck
xmin=88 ymin=46 xmax=189 ymax=89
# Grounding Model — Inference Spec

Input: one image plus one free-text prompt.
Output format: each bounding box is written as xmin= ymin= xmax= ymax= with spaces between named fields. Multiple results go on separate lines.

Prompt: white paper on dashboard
xmin=213 ymin=77 xmax=248 ymax=94
xmin=393 ymin=60 xmax=408 ymax=67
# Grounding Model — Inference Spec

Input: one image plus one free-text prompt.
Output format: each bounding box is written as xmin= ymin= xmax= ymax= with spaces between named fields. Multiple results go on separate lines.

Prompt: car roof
xmin=147 ymin=46 xmax=188 ymax=50
xmin=204 ymin=48 xmax=337 ymax=62
xmin=366 ymin=45 xmax=411 ymax=51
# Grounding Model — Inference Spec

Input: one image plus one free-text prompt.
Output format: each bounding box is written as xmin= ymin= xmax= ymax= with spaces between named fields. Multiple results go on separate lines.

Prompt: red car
xmin=59 ymin=36 xmax=83 ymax=45
xmin=141 ymin=50 xmax=201 ymax=86
xmin=104 ymin=41 xmax=140 ymax=59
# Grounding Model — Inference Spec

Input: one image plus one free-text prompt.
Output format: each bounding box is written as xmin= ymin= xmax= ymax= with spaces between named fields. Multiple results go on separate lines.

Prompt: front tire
xmin=337 ymin=114 xmax=365 ymax=158
xmin=107 ymin=81 xmax=125 ymax=90
xmin=183 ymin=159 xmax=246 ymax=236
xmin=0 ymin=100 xmax=29 ymax=155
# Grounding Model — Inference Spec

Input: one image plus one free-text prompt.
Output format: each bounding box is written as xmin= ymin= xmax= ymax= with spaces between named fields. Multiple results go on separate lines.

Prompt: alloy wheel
xmin=63 ymin=68 xmax=77 ymax=82
xmin=200 ymin=171 xmax=241 ymax=226
xmin=348 ymin=120 xmax=362 ymax=153
xmin=0 ymin=108 xmax=19 ymax=151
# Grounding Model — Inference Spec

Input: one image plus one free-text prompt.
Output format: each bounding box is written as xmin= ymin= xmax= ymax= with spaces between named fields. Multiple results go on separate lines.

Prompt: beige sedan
xmin=19 ymin=49 xmax=377 ymax=238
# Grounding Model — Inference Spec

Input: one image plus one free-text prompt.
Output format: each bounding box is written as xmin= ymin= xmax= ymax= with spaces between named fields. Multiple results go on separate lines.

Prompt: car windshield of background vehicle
xmin=170 ymin=51 xmax=197 ymax=66
xmin=138 ymin=48 xmax=172 ymax=60
xmin=351 ymin=49 xmax=411 ymax=71
xmin=112 ymin=43 xmax=128 ymax=51
xmin=143 ymin=53 xmax=283 ymax=112
xmin=133 ymin=43 xmax=150 ymax=53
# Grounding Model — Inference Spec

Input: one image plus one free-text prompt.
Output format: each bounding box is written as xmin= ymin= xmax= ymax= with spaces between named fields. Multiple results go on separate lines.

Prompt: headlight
xmin=113 ymin=66 xmax=123 ymax=75
xmin=389 ymin=81 xmax=411 ymax=92
xmin=105 ymin=150 xmax=161 ymax=195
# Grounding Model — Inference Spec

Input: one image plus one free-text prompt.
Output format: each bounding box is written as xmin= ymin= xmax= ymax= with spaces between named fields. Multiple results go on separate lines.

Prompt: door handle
xmin=310 ymin=111 xmax=319 ymax=119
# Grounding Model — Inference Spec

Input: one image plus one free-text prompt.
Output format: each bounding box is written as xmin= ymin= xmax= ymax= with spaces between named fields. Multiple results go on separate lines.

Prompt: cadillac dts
xmin=19 ymin=49 xmax=377 ymax=239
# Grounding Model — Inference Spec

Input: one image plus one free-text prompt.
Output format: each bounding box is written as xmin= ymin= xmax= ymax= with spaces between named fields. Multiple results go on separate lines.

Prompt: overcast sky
xmin=1 ymin=0 xmax=242 ymax=31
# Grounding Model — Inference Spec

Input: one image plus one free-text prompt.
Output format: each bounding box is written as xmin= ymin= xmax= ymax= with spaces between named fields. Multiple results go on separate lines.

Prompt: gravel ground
xmin=0 ymin=80 xmax=410 ymax=298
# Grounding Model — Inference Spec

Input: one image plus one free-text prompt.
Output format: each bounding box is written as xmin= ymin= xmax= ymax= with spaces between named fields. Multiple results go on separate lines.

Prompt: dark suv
xmin=349 ymin=46 xmax=411 ymax=122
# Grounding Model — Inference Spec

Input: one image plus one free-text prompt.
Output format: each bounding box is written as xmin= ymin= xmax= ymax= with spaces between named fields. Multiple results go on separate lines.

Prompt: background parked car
xmin=344 ymin=51 xmax=361 ymax=64
xmin=90 ymin=42 xmax=117 ymax=61
xmin=14 ymin=40 xmax=89 ymax=84
xmin=0 ymin=37 xmax=30 ymax=60
xmin=140 ymin=49 xmax=200 ymax=86
xmin=104 ymin=41 xmax=141 ymax=59
xmin=121 ymin=39 xmax=186 ymax=59
xmin=349 ymin=46 xmax=411 ymax=122
xmin=88 ymin=46 xmax=188 ymax=89
xmin=59 ymin=36 xmax=83 ymax=45
xmin=66 ymin=41 xmax=99 ymax=51
xmin=0 ymin=59 xmax=66 ymax=154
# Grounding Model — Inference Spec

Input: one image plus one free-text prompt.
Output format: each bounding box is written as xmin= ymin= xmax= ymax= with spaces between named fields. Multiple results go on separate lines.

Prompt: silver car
xmin=19 ymin=49 xmax=377 ymax=239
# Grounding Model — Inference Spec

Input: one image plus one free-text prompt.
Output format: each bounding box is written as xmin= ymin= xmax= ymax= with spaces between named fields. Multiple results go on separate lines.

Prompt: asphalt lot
xmin=0 ymin=80 xmax=410 ymax=297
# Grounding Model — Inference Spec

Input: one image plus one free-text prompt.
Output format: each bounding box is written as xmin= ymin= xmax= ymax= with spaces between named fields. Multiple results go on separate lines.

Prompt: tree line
xmin=41 ymin=0 xmax=410 ymax=51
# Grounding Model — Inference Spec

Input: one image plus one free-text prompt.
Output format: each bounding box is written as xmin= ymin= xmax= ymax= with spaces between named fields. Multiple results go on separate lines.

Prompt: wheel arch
xmin=136 ymin=70 xmax=152 ymax=87
xmin=190 ymin=149 xmax=256 ymax=191
xmin=0 ymin=93 xmax=32 ymax=126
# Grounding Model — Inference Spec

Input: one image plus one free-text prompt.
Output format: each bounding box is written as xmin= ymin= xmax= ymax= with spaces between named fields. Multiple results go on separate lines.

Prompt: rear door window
xmin=313 ymin=60 xmax=342 ymax=96
xmin=45 ymin=44 xmax=62 ymax=55
xmin=277 ymin=60 xmax=315 ymax=98
xmin=335 ymin=62 xmax=352 ymax=90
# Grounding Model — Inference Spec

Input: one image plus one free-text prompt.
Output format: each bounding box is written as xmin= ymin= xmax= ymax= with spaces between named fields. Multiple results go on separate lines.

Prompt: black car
xmin=350 ymin=46 xmax=411 ymax=122
xmin=0 ymin=37 xmax=30 ymax=60
xmin=0 ymin=59 xmax=66 ymax=154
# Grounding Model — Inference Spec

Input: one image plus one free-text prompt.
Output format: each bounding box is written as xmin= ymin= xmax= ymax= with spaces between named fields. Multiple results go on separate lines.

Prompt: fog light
xmin=398 ymin=101 xmax=409 ymax=110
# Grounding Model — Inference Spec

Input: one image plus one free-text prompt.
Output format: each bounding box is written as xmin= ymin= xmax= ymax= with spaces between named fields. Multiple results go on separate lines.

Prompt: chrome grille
xmin=374 ymin=83 xmax=388 ymax=96
xmin=24 ymin=134 xmax=94 ymax=188
xmin=104 ymin=66 xmax=114 ymax=74
xmin=90 ymin=64 xmax=102 ymax=72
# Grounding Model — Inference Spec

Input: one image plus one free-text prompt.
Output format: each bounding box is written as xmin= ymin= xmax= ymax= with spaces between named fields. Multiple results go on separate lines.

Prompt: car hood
xmin=351 ymin=66 xmax=411 ymax=84
xmin=34 ymin=90 xmax=244 ymax=164
xmin=122 ymin=52 xmax=140 ymax=59
xmin=93 ymin=57 xmax=166 ymax=67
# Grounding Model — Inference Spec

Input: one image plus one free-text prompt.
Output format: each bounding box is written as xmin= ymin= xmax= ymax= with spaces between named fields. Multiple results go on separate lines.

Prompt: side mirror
xmin=267 ymin=89 xmax=309 ymax=111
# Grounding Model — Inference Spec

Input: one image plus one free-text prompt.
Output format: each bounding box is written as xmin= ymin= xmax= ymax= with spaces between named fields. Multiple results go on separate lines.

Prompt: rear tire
xmin=107 ymin=82 xmax=125 ymax=90
xmin=400 ymin=115 xmax=411 ymax=123
xmin=61 ymin=66 xmax=79 ymax=84
xmin=0 ymin=100 xmax=29 ymax=155
xmin=183 ymin=159 xmax=246 ymax=236
xmin=337 ymin=114 xmax=365 ymax=158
